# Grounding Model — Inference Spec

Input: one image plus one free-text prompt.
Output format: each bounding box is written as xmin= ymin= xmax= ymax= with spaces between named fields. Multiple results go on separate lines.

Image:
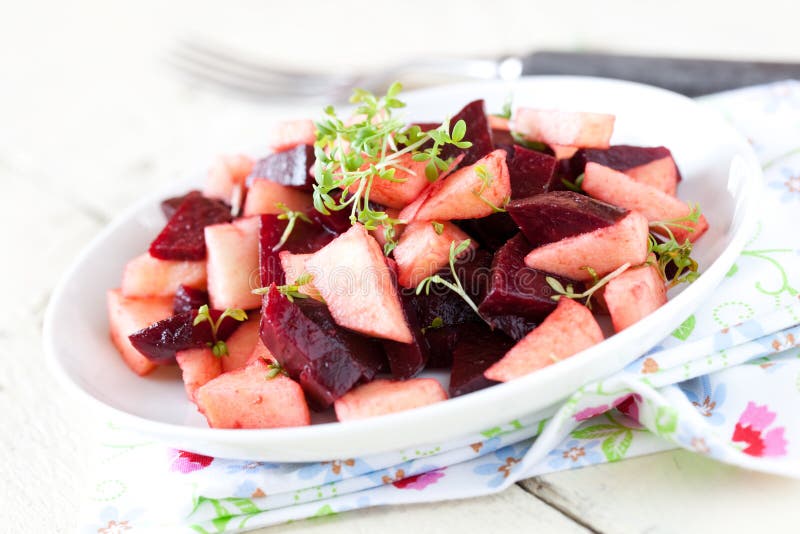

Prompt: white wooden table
xmin=3 ymin=1 xmax=800 ymax=532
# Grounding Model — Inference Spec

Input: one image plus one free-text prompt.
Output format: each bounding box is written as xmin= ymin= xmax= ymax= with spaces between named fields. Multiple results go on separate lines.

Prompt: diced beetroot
xmin=107 ymin=289 xmax=173 ymax=376
xmin=149 ymin=193 xmax=232 ymax=261
xmin=410 ymin=290 xmax=477 ymax=330
xmin=173 ymin=285 xmax=208 ymax=315
xmin=484 ymin=314 xmax=538 ymax=341
xmin=514 ymin=108 xmax=615 ymax=148
xmin=393 ymin=220 xmax=474 ymax=288
xmin=121 ymin=253 xmax=206 ymax=298
xmin=570 ymin=146 xmax=681 ymax=195
xmin=205 ymin=216 xmax=261 ymax=310
xmin=509 ymin=146 xmax=559 ymax=199
xmin=423 ymin=324 xmax=461 ymax=368
xmin=454 ymin=212 xmax=519 ymax=252
xmin=278 ymin=251 xmax=322 ymax=300
xmin=259 ymin=284 xmax=386 ymax=409
xmin=440 ymin=100 xmax=494 ymax=166
xmin=246 ymin=337 xmax=275 ymax=366
xmin=306 ymin=224 xmax=413 ymax=343
xmin=257 ymin=214 xmax=334 ymax=288
xmin=221 ymin=316 xmax=261 ymax=373
xmin=266 ymin=119 xmax=316 ymax=152
xmin=412 ymin=150 xmax=511 ymax=221
xmin=485 ymin=298 xmax=604 ymax=382
xmin=479 ymin=233 xmax=584 ymax=323
xmin=242 ymin=178 xmax=312 ymax=217
xmin=449 ymin=328 xmax=514 ymax=397
xmin=204 ymin=154 xmax=255 ymax=208
xmin=508 ymin=191 xmax=627 ymax=248
xmin=524 ymin=211 xmax=650 ymax=281
xmin=492 ymin=128 xmax=516 ymax=154
xmin=249 ymin=144 xmax=315 ymax=191
xmin=604 ymin=264 xmax=667 ymax=332
xmin=334 ymin=378 xmax=448 ymax=422
xmin=550 ymin=145 xmax=579 ymax=160
xmin=381 ymin=294 xmax=429 ymax=379
xmin=195 ymin=359 xmax=311 ymax=429
xmin=128 ymin=308 xmax=243 ymax=364
xmin=176 ymin=348 xmax=221 ymax=402
xmin=347 ymin=153 xmax=431 ymax=209
xmin=304 ymin=202 xmax=352 ymax=235
xmin=161 ymin=190 xmax=203 ymax=219
xmin=582 ymin=163 xmax=708 ymax=243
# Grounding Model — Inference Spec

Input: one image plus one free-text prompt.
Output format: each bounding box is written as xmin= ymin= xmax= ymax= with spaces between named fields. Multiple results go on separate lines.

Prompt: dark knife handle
xmin=519 ymin=51 xmax=800 ymax=96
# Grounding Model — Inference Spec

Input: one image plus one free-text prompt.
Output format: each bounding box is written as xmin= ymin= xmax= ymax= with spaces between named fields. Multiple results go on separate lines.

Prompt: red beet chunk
xmin=492 ymin=128 xmax=516 ymax=154
xmin=408 ymin=290 xmax=477 ymax=330
xmin=259 ymin=284 xmax=386 ymax=409
xmin=509 ymin=146 xmax=560 ymax=199
xmin=382 ymin=294 xmax=430 ymax=379
xmin=249 ymin=144 xmax=316 ymax=191
xmin=258 ymin=214 xmax=335 ymax=287
xmin=455 ymin=212 xmax=519 ymax=252
xmin=440 ymin=100 xmax=494 ymax=166
xmin=161 ymin=190 xmax=204 ymax=219
xmin=507 ymin=191 xmax=627 ymax=247
xmin=150 ymin=194 xmax=232 ymax=261
xmin=423 ymin=325 xmax=460 ymax=368
xmin=570 ymin=145 xmax=680 ymax=178
xmin=173 ymin=285 xmax=209 ymax=315
xmin=484 ymin=315 xmax=537 ymax=341
xmin=128 ymin=309 xmax=242 ymax=364
xmin=479 ymin=233 xmax=584 ymax=325
xmin=449 ymin=327 xmax=514 ymax=397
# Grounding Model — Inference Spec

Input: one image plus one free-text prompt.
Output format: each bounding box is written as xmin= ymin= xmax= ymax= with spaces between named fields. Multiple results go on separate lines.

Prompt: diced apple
xmin=107 ymin=289 xmax=173 ymax=376
xmin=195 ymin=359 xmax=311 ymax=429
xmin=484 ymin=298 xmax=603 ymax=382
xmin=121 ymin=253 xmax=206 ymax=298
xmin=514 ymin=108 xmax=615 ymax=148
xmin=488 ymin=115 xmax=510 ymax=130
xmin=412 ymin=149 xmax=511 ymax=221
xmin=205 ymin=216 xmax=261 ymax=310
xmin=176 ymin=348 xmax=222 ymax=401
xmin=550 ymin=144 xmax=579 ymax=160
xmin=604 ymin=264 xmax=667 ymax=332
xmin=278 ymin=251 xmax=322 ymax=300
xmin=570 ymin=146 xmax=680 ymax=195
xmin=347 ymin=153 xmax=431 ymax=208
xmin=242 ymin=178 xmax=312 ymax=216
xmin=524 ymin=211 xmax=650 ymax=281
xmin=204 ymin=154 xmax=255 ymax=208
xmin=393 ymin=220 xmax=474 ymax=288
xmin=334 ymin=378 xmax=448 ymax=421
xmin=221 ymin=316 xmax=261 ymax=373
xmin=266 ymin=119 xmax=316 ymax=152
xmin=246 ymin=337 xmax=275 ymax=366
xmin=370 ymin=207 xmax=405 ymax=249
xmin=305 ymin=224 xmax=413 ymax=343
xmin=582 ymin=162 xmax=708 ymax=242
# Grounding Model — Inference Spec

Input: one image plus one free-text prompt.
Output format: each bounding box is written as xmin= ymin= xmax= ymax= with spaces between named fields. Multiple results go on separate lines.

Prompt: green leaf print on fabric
xmin=602 ymin=429 xmax=634 ymax=462
xmin=726 ymin=263 xmax=739 ymax=278
xmin=672 ymin=315 xmax=696 ymax=341
xmin=741 ymin=249 xmax=799 ymax=297
xmin=655 ymin=406 xmax=679 ymax=435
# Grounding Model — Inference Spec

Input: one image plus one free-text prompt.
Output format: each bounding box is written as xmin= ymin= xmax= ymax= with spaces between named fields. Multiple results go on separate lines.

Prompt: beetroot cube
xmin=381 ymin=294 xmax=429 ymax=379
xmin=161 ymin=190 xmax=202 ymax=219
xmin=149 ymin=193 xmax=232 ymax=260
xmin=440 ymin=100 xmax=494 ymax=166
xmin=173 ymin=285 xmax=209 ymax=315
xmin=258 ymin=214 xmax=334 ymax=287
xmin=484 ymin=314 xmax=538 ymax=341
xmin=455 ymin=212 xmax=519 ymax=252
xmin=449 ymin=328 xmax=514 ymax=397
xmin=259 ymin=284 xmax=386 ymax=410
xmin=249 ymin=144 xmax=316 ymax=191
xmin=492 ymin=128 xmax=516 ymax=154
xmin=507 ymin=191 xmax=627 ymax=247
xmin=509 ymin=146 xmax=559 ymax=199
xmin=569 ymin=145 xmax=681 ymax=195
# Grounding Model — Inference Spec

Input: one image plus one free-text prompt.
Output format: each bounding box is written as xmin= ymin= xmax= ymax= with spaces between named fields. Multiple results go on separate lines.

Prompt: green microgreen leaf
xmin=561 ymin=173 xmax=585 ymax=193
xmin=471 ymin=164 xmax=508 ymax=213
xmin=272 ymin=273 xmax=314 ymax=303
xmin=510 ymin=131 xmax=549 ymax=152
xmin=265 ymin=361 xmax=289 ymax=379
xmin=273 ymin=202 xmax=313 ymax=252
xmin=495 ymin=94 xmax=513 ymax=120
xmin=421 ymin=316 xmax=444 ymax=334
xmin=432 ymin=221 xmax=444 ymax=235
xmin=546 ymin=263 xmax=631 ymax=309
xmin=415 ymin=239 xmax=481 ymax=317
xmin=646 ymin=204 xmax=703 ymax=288
xmin=194 ymin=305 xmax=247 ymax=357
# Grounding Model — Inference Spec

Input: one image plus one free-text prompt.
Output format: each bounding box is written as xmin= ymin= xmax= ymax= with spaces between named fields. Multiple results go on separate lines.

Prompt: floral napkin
xmin=80 ymin=81 xmax=800 ymax=533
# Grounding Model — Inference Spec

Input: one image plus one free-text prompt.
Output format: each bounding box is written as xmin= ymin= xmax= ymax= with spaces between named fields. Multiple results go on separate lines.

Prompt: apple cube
xmin=485 ymin=298 xmax=604 ymax=382
xmin=107 ymin=289 xmax=174 ymax=376
xmin=571 ymin=146 xmax=680 ymax=196
xmin=121 ymin=253 xmax=206 ymax=298
xmin=514 ymin=108 xmax=615 ymax=149
xmin=204 ymin=154 xmax=255 ymax=207
xmin=266 ymin=119 xmax=316 ymax=152
xmin=278 ymin=251 xmax=322 ymax=301
xmin=604 ymin=264 xmax=667 ymax=332
xmin=205 ymin=216 xmax=261 ymax=310
xmin=411 ymin=150 xmax=511 ymax=221
xmin=242 ymin=178 xmax=312 ymax=217
xmin=334 ymin=378 xmax=448 ymax=422
xmin=488 ymin=115 xmax=510 ymax=131
xmin=550 ymin=144 xmax=579 ymax=160
xmin=305 ymin=224 xmax=413 ymax=343
xmin=176 ymin=348 xmax=222 ymax=401
xmin=582 ymin=162 xmax=708 ymax=242
xmin=524 ymin=211 xmax=650 ymax=281
xmin=393 ymin=220 xmax=474 ymax=288
xmin=195 ymin=359 xmax=311 ymax=429
xmin=347 ymin=153 xmax=431 ymax=208
xmin=246 ymin=337 xmax=275 ymax=366
xmin=221 ymin=316 xmax=261 ymax=373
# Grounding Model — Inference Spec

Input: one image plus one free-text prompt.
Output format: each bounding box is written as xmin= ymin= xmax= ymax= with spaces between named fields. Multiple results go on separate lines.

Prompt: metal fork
xmin=167 ymin=37 xmax=524 ymax=101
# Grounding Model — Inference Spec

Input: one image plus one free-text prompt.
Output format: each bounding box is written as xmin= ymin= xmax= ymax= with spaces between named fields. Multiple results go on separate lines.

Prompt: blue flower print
xmin=232 ymin=479 xmax=260 ymax=498
xmin=767 ymin=166 xmax=800 ymax=203
xmin=472 ymin=445 xmax=525 ymax=488
xmin=679 ymin=375 xmax=726 ymax=425
xmin=224 ymin=460 xmax=281 ymax=475
xmin=296 ymin=458 xmax=371 ymax=483
xmin=545 ymin=439 xmax=603 ymax=470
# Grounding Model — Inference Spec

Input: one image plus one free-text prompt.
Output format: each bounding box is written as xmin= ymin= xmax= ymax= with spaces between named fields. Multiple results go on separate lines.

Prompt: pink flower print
xmin=169 ymin=449 xmax=214 ymax=473
xmin=732 ymin=402 xmax=788 ymax=457
xmin=392 ymin=469 xmax=446 ymax=490
xmin=574 ymin=404 xmax=609 ymax=421
xmin=615 ymin=394 xmax=641 ymax=422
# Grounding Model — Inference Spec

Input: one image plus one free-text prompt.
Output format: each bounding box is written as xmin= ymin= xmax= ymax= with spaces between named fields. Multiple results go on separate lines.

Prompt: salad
xmin=107 ymin=83 xmax=708 ymax=429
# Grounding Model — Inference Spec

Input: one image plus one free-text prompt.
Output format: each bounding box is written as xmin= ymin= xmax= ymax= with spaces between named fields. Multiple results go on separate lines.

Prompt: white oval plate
xmin=44 ymin=77 xmax=761 ymax=461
